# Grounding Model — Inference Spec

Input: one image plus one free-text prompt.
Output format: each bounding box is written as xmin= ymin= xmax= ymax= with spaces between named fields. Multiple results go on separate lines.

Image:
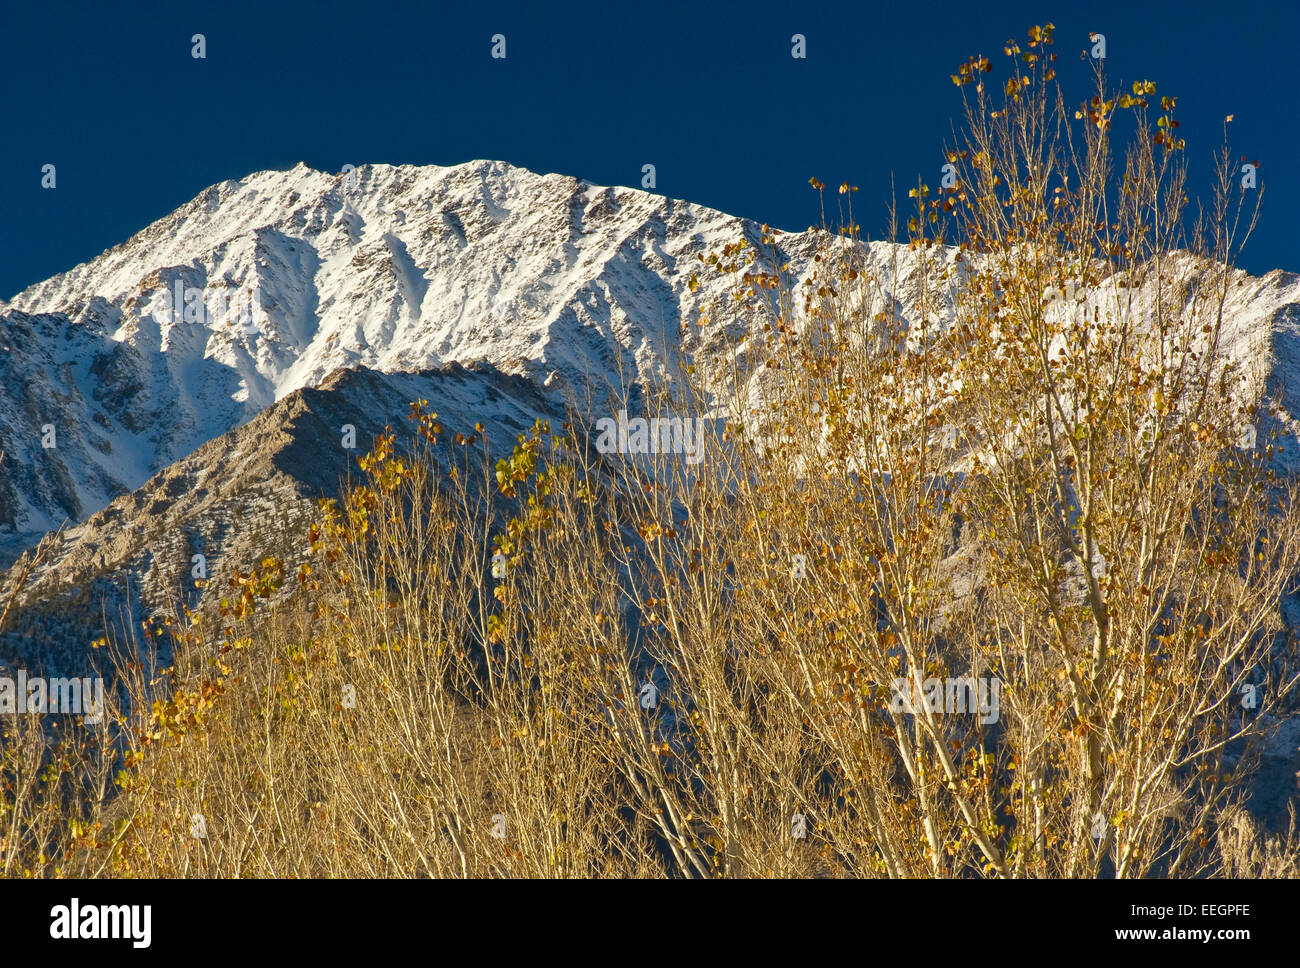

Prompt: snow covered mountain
xmin=2 ymin=160 xmax=1300 ymax=664
xmin=0 ymin=160 xmax=822 ymax=543
xmin=0 ymin=159 xmax=837 ymax=659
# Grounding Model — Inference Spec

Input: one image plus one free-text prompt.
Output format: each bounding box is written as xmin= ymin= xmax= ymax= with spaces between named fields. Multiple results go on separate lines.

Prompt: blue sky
xmin=2 ymin=0 xmax=1296 ymax=298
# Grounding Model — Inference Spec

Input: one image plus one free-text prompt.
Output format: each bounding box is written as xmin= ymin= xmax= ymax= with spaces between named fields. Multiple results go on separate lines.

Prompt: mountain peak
xmin=0 ymin=160 xmax=818 ymax=539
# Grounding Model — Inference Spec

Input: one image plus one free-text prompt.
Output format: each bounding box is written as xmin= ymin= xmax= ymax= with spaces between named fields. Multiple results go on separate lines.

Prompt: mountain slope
xmin=0 ymin=360 xmax=557 ymax=670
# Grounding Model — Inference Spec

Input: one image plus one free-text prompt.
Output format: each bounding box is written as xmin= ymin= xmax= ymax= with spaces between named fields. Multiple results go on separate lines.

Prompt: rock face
xmin=0 ymin=359 xmax=558 ymax=671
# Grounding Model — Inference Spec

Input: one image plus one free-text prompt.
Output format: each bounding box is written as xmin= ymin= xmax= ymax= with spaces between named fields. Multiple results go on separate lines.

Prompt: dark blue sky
xmin=3 ymin=0 xmax=1296 ymax=299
